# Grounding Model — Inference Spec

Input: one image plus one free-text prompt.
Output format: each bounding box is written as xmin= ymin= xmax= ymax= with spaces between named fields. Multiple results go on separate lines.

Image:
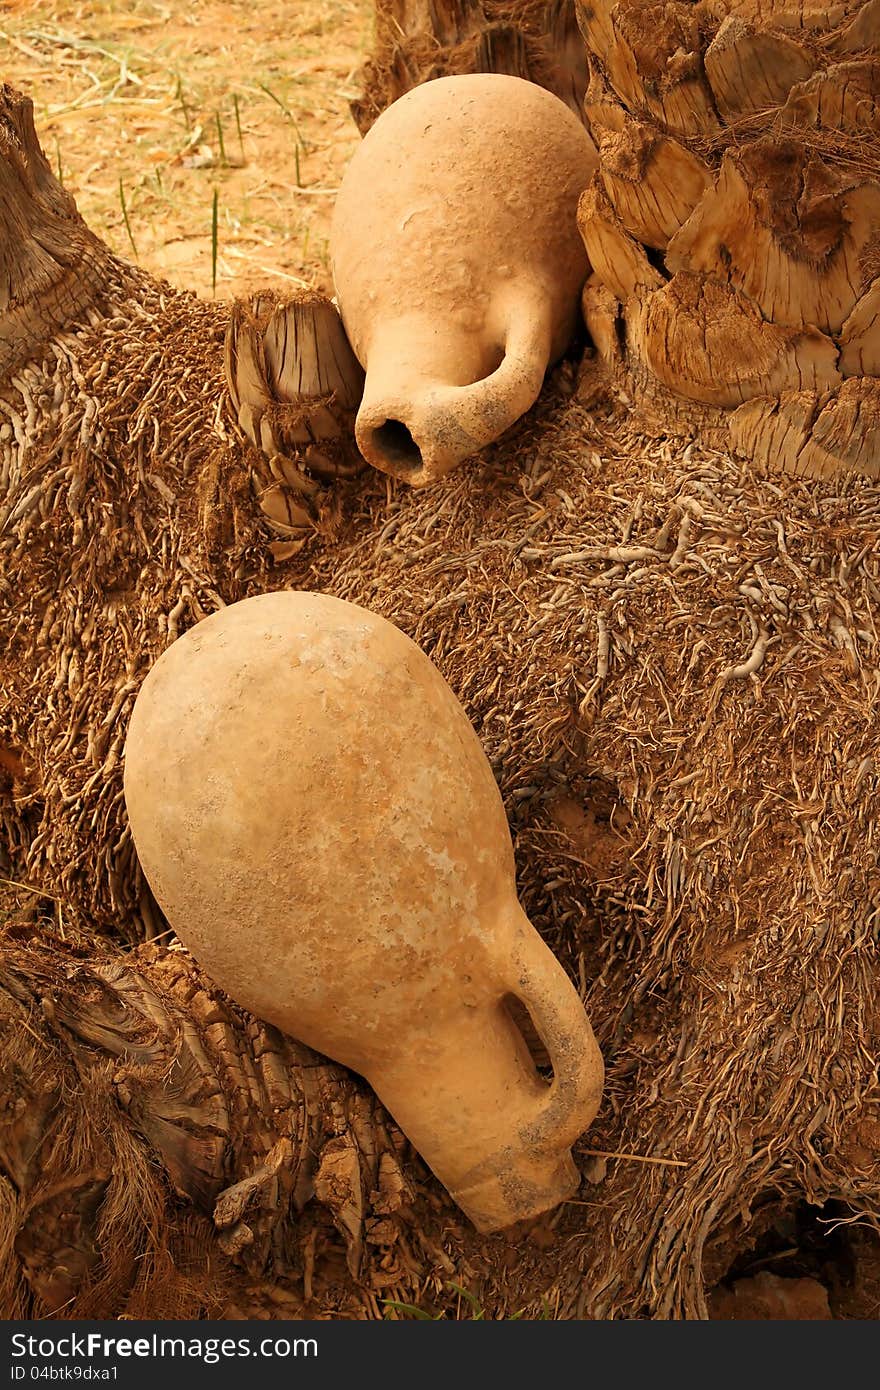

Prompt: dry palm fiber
xmin=351 ymin=0 xmax=589 ymax=133
xmin=2 ymin=218 xmax=880 ymax=1313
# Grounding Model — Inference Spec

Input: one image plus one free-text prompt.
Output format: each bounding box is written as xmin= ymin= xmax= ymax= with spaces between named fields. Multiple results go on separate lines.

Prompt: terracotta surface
xmin=330 ymin=74 xmax=597 ymax=485
xmin=123 ymin=591 xmax=604 ymax=1231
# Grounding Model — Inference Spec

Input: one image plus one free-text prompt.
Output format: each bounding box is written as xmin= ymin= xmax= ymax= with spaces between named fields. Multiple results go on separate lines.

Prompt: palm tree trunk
xmin=574 ymin=0 xmax=880 ymax=478
xmin=0 ymin=912 xmax=416 ymax=1318
xmin=4 ymin=24 xmax=880 ymax=1321
xmin=0 ymin=84 xmax=119 ymax=379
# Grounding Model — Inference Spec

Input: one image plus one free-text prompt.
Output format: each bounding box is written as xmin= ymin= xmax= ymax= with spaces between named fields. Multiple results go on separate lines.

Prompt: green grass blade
xmin=382 ymin=1300 xmax=441 ymax=1321
xmin=215 ymin=112 xmax=226 ymax=167
xmin=175 ymin=74 xmax=192 ymax=130
xmin=256 ymin=80 xmax=304 ymax=143
xmin=233 ymin=93 xmax=244 ymax=161
xmin=118 ymin=178 xmax=138 ymax=260
xmin=446 ymin=1281 xmax=485 ymax=1318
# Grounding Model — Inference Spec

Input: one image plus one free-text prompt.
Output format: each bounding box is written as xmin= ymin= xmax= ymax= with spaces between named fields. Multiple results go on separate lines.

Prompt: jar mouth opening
xmin=369 ymin=417 xmax=423 ymax=472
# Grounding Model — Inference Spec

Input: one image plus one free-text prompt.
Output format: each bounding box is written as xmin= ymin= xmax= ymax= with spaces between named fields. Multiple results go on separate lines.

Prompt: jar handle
xmin=503 ymin=908 xmax=604 ymax=1153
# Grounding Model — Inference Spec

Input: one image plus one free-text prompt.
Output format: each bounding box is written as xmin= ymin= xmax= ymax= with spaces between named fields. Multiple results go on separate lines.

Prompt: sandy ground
xmin=1 ymin=0 xmax=372 ymax=297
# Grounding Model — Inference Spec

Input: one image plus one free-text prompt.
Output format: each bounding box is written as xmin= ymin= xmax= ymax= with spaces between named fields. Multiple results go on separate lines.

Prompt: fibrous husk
xmin=5 ymin=76 xmax=880 ymax=1322
xmin=625 ymin=272 xmax=841 ymax=407
xmin=351 ymin=0 xmax=589 ymax=134
xmin=5 ymin=240 xmax=880 ymax=1316
xmin=730 ymin=376 xmax=880 ymax=478
xmin=779 ymin=59 xmax=880 ymax=132
xmin=224 ymin=291 xmax=365 ymax=550
xmin=580 ymin=273 xmax=623 ymax=363
xmin=592 ymin=118 xmax=711 ymax=250
xmin=666 ymin=141 xmax=880 ymax=335
xmin=576 ymin=0 xmax=879 ymax=150
xmin=582 ymin=54 xmax=626 ymax=134
xmin=831 ymin=0 xmax=880 ymax=53
xmin=839 ymin=277 xmax=880 ymax=376
xmin=225 ymin=291 xmax=363 ymax=466
xmin=725 ymin=0 xmax=866 ymax=30
xmin=724 ymin=0 xmax=879 ymax=51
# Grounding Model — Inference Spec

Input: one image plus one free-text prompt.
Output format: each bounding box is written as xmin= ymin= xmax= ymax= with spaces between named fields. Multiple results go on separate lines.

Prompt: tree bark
xmin=574 ymin=0 xmax=880 ymax=478
xmin=0 ymin=85 xmax=118 ymax=379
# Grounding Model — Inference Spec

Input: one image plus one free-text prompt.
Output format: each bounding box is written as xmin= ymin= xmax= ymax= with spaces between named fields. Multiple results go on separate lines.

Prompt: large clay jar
xmin=123 ymin=591 xmax=604 ymax=1232
xmin=330 ymin=74 xmax=597 ymax=486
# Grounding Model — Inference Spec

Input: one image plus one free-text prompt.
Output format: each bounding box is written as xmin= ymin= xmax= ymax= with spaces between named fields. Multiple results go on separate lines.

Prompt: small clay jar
xmin=331 ymin=74 xmax=597 ymax=486
xmin=123 ymin=591 xmax=604 ymax=1232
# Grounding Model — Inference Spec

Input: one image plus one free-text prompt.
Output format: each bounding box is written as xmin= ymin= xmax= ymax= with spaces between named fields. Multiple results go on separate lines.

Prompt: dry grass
xmin=0 ymin=0 xmax=372 ymax=297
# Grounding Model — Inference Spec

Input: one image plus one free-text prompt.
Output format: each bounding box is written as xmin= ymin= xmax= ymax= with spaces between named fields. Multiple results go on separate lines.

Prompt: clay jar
xmin=330 ymin=74 xmax=597 ymax=485
xmin=123 ymin=591 xmax=604 ymax=1231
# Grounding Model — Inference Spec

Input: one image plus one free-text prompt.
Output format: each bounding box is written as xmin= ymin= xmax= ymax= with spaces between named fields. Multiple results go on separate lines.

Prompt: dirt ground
xmin=0 ymin=0 xmax=371 ymax=297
